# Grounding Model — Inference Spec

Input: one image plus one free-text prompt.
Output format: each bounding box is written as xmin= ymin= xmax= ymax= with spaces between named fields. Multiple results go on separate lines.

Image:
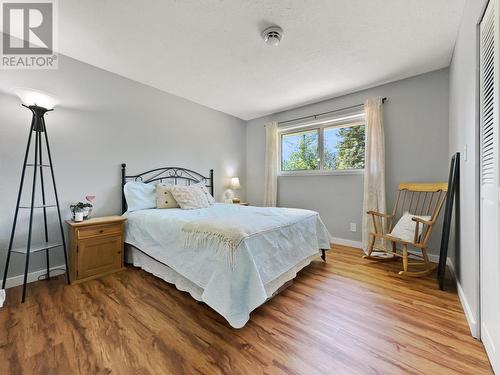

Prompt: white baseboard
xmin=445 ymin=259 xmax=479 ymax=338
xmin=457 ymin=281 xmax=479 ymax=338
xmin=331 ymin=237 xmax=363 ymax=249
xmin=4 ymin=264 xmax=66 ymax=289
xmin=481 ymin=323 xmax=498 ymax=372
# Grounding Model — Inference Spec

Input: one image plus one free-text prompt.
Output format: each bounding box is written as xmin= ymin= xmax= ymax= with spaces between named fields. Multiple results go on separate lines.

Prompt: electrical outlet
xmin=350 ymin=223 xmax=357 ymax=232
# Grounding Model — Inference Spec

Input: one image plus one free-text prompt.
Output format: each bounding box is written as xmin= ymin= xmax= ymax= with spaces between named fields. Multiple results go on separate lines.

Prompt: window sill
xmin=278 ymin=169 xmax=365 ymax=177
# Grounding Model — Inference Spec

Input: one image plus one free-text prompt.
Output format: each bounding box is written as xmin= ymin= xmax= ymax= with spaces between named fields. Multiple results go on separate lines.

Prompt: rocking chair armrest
xmin=411 ymin=217 xmax=434 ymax=244
xmin=367 ymin=211 xmax=392 ymax=235
xmin=366 ymin=210 xmax=393 ymax=218
xmin=411 ymin=217 xmax=434 ymax=225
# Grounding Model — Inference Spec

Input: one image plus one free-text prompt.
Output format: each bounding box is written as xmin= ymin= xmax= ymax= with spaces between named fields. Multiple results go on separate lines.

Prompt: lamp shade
xmin=14 ymin=87 xmax=59 ymax=109
xmin=230 ymin=177 xmax=241 ymax=190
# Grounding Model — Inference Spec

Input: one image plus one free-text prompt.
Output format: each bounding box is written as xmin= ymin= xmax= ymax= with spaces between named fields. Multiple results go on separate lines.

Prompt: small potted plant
xmin=70 ymin=195 xmax=95 ymax=221
xmin=72 ymin=206 xmax=85 ymax=222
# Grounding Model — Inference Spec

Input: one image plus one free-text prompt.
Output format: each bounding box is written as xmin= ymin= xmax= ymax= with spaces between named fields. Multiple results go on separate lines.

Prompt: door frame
xmin=477 ymin=3 xmax=500 ymax=369
xmin=476 ymin=0 xmax=488 ymax=342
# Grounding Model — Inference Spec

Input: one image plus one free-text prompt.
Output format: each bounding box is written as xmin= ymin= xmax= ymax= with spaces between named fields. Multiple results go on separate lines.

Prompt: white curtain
xmin=362 ymin=97 xmax=386 ymax=251
xmin=264 ymin=121 xmax=278 ymax=207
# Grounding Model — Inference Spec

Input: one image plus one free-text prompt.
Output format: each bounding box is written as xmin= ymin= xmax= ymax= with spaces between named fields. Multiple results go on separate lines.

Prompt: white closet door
xmin=480 ymin=0 xmax=500 ymax=372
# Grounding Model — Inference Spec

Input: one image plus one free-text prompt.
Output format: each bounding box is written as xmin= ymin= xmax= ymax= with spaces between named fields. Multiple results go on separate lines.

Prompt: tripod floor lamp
xmin=2 ymin=88 xmax=70 ymax=303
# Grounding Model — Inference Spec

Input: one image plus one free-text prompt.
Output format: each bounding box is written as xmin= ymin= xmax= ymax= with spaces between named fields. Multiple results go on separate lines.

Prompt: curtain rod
xmin=277 ymin=97 xmax=387 ymax=126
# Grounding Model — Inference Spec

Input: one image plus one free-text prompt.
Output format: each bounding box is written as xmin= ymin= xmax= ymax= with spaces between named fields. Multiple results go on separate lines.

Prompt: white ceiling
xmin=59 ymin=0 xmax=465 ymax=120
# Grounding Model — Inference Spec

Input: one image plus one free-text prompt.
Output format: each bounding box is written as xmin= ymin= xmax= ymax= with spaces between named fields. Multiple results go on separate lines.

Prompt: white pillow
xmin=156 ymin=184 xmax=180 ymax=209
xmin=170 ymin=185 xmax=210 ymax=210
xmin=390 ymin=211 xmax=431 ymax=243
xmin=194 ymin=182 xmax=215 ymax=204
xmin=123 ymin=181 xmax=156 ymax=212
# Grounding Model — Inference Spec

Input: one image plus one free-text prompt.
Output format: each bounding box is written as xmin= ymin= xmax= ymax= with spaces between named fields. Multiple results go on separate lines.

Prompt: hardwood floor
xmin=0 ymin=245 xmax=492 ymax=374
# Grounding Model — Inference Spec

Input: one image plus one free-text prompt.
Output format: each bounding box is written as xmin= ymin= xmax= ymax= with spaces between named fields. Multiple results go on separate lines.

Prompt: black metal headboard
xmin=121 ymin=163 xmax=214 ymax=213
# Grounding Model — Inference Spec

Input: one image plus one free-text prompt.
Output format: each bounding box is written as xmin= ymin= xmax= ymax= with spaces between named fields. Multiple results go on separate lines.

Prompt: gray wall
xmin=246 ymin=68 xmax=450 ymax=251
xmin=0 ymin=54 xmax=246 ymax=281
xmin=448 ymin=0 xmax=486 ymax=338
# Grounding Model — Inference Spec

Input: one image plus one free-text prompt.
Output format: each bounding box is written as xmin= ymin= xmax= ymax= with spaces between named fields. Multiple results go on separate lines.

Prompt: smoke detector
xmin=262 ymin=26 xmax=284 ymax=46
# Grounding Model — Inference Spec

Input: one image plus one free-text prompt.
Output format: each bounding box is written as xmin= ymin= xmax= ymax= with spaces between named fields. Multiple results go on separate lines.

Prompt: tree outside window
xmin=281 ymin=123 xmax=365 ymax=172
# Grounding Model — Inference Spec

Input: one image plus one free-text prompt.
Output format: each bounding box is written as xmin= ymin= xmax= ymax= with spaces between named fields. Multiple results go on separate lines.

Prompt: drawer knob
xmin=99 ymin=229 xmax=104 ymax=233
xmin=117 ymin=251 xmax=121 ymax=254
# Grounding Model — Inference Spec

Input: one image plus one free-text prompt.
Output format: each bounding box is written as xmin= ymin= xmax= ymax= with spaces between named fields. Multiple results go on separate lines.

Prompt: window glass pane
xmin=324 ymin=124 xmax=365 ymax=170
xmin=281 ymin=129 xmax=319 ymax=171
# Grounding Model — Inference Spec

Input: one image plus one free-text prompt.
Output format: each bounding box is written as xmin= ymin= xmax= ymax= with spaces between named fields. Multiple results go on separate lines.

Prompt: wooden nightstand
xmin=67 ymin=216 xmax=127 ymax=284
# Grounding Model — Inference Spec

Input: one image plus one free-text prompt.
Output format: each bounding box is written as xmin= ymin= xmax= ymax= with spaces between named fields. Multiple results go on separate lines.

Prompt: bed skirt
xmin=125 ymin=244 xmax=320 ymax=324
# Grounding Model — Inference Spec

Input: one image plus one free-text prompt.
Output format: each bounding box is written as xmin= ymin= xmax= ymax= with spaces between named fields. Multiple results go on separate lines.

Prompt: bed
xmin=121 ymin=164 xmax=331 ymax=328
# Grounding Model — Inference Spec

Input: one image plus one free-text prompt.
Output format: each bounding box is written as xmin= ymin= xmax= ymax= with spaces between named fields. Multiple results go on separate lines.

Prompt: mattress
xmin=123 ymin=203 xmax=331 ymax=328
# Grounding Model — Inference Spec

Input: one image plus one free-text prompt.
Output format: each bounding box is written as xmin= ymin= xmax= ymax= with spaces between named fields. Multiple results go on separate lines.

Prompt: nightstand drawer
xmin=77 ymin=224 xmax=121 ymax=239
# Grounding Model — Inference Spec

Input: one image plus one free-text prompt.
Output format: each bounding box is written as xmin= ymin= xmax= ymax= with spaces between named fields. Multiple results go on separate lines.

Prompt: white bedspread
xmin=123 ymin=203 xmax=331 ymax=328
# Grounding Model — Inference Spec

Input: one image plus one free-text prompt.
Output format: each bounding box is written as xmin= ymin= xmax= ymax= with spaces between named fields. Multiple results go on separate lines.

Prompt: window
xmin=323 ymin=124 xmax=365 ymax=170
xmin=281 ymin=129 xmax=319 ymax=171
xmin=279 ymin=114 xmax=365 ymax=175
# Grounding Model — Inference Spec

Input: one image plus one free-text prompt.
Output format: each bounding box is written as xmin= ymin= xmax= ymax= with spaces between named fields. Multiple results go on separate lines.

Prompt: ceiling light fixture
xmin=262 ymin=26 xmax=284 ymax=46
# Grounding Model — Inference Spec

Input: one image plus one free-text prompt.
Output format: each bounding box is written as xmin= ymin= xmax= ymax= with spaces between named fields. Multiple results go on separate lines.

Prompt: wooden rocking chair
xmin=363 ymin=183 xmax=448 ymax=277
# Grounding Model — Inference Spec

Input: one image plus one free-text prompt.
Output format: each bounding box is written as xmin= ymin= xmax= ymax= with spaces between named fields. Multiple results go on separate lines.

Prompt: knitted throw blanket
xmin=181 ymin=210 xmax=317 ymax=268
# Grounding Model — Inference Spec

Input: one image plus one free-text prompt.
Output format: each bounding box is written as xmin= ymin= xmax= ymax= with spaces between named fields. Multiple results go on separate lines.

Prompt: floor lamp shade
xmin=14 ymin=88 xmax=59 ymax=132
xmin=14 ymin=88 xmax=59 ymax=109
